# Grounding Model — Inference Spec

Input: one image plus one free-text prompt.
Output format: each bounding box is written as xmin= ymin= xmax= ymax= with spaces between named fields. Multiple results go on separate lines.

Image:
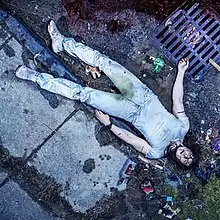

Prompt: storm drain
xmin=154 ymin=3 xmax=220 ymax=82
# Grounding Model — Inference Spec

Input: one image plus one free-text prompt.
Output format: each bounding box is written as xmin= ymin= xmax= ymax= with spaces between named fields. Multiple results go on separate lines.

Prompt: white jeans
xmin=36 ymin=38 xmax=155 ymax=122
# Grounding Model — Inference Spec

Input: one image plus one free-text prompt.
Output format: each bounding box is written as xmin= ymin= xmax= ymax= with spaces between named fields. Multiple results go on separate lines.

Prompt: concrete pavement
xmin=0 ymin=13 xmax=127 ymax=218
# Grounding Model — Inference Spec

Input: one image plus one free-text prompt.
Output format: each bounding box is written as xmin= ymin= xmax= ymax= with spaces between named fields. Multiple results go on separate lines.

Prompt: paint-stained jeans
xmin=36 ymin=38 xmax=155 ymax=122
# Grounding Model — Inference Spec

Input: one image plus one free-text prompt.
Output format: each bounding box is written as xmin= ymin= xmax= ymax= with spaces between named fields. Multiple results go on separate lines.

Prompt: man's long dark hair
xmin=166 ymin=132 xmax=200 ymax=170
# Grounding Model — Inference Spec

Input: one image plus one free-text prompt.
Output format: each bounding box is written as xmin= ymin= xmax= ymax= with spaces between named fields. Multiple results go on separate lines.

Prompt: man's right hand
xmin=178 ymin=57 xmax=189 ymax=73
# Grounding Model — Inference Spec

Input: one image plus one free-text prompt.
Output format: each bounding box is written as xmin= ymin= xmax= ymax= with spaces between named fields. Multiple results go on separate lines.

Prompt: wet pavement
xmin=0 ymin=0 xmax=220 ymax=219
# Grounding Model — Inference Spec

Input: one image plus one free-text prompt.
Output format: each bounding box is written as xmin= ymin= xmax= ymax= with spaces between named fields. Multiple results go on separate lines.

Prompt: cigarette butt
xmin=138 ymin=155 xmax=150 ymax=163
xmin=96 ymin=71 xmax=101 ymax=78
xmin=209 ymin=58 xmax=220 ymax=72
xmin=154 ymin=164 xmax=164 ymax=170
xmin=91 ymin=71 xmax=97 ymax=79
xmin=141 ymin=60 xmax=147 ymax=65
xmin=138 ymin=155 xmax=164 ymax=169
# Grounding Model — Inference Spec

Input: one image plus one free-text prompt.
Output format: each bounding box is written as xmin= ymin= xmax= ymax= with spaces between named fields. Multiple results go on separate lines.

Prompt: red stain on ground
xmin=62 ymin=0 xmax=220 ymax=23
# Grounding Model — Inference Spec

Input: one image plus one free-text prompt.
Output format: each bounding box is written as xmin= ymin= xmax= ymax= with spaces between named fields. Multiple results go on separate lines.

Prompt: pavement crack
xmin=0 ymin=35 xmax=13 ymax=51
xmin=0 ymin=108 xmax=79 ymax=189
xmin=27 ymin=108 xmax=79 ymax=160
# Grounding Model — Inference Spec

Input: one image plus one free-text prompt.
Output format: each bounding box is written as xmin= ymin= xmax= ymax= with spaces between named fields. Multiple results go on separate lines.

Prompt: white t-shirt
xmin=133 ymin=96 xmax=190 ymax=159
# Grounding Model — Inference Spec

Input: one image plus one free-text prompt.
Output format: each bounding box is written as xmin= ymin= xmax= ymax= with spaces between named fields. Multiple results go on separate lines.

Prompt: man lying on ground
xmin=16 ymin=21 xmax=199 ymax=169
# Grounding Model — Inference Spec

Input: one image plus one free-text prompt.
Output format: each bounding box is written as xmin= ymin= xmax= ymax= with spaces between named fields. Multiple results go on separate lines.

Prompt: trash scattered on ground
xmin=138 ymin=155 xmax=164 ymax=170
xmin=141 ymin=178 xmax=154 ymax=200
xmin=162 ymin=195 xmax=173 ymax=206
xmin=85 ymin=66 xmax=102 ymax=79
xmin=145 ymin=55 xmax=165 ymax=73
xmin=165 ymin=173 xmax=182 ymax=189
xmin=141 ymin=60 xmax=147 ymax=65
xmin=213 ymin=138 xmax=220 ymax=154
xmin=164 ymin=167 xmax=182 ymax=189
xmin=158 ymin=195 xmax=181 ymax=219
xmin=137 ymin=158 xmax=182 ymax=189
xmin=152 ymin=57 xmax=165 ymax=73
xmin=205 ymin=128 xmax=218 ymax=143
xmin=192 ymin=199 xmax=203 ymax=210
xmin=195 ymin=167 xmax=208 ymax=184
xmin=117 ymin=158 xmax=137 ymax=185
xmin=201 ymin=120 xmax=205 ymax=125
xmin=194 ymin=163 xmax=219 ymax=184
xmin=209 ymin=58 xmax=220 ymax=72
xmin=186 ymin=172 xmax=191 ymax=178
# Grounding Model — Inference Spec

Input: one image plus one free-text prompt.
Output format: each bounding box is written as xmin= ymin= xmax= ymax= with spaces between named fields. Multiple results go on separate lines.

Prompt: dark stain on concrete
xmin=23 ymin=109 xmax=29 ymax=114
xmin=64 ymin=180 xmax=70 ymax=191
xmin=83 ymin=158 xmax=95 ymax=174
xmin=21 ymin=50 xmax=34 ymax=67
xmin=0 ymin=29 xmax=9 ymax=40
xmin=0 ymin=137 xmax=2 ymax=147
xmin=93 ymin=181 xmax=99 ymax=187
xmin=95 ymin=123 xmax=118 ymax=147
xmin=99 ymin=154 xmax=111 ymax=161
xmin=1 ymin=70 xmax=16 ymax=81
xmin=105 ymin=155 xmax=111 ymax=160
xmin=39 ymin=89 xmax=60 ymax=109
xmin=3 ymin=44 xmax=15 ymax=57
xmin=99 ymin=155 xmax=105 ymax=160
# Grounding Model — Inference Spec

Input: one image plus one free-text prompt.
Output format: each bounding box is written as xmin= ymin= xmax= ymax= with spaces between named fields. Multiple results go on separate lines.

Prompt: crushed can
xmin=117 ymin=158 xmax=137 ymax=185
xmin=141 ymin=178 xmax=154 ymax=200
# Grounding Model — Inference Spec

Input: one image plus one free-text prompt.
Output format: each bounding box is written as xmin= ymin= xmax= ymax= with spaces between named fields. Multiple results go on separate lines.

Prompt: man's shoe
xmin=15 ymin=66 xmax=41 ymax=82
xmin=48 ymin=20 xmax=65 ymax=53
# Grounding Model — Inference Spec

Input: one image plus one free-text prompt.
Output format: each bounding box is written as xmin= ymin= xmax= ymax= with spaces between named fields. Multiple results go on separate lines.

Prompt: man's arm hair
xmin=172 ymin=69 xmax=187 ymax=118
xmin=109 ymin=124 xmax=151 ymax=155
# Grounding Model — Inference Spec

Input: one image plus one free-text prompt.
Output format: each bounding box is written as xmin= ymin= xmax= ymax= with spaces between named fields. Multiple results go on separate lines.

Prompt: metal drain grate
xmin=154 ymin=3 xmax=220 ymax=82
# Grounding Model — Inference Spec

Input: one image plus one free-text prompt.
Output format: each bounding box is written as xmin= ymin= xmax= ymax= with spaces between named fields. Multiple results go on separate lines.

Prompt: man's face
xmin=171 ymin=141 xmax=194 ymax=167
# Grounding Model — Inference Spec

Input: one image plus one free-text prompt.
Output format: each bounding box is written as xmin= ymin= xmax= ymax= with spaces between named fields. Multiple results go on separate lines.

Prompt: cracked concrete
xmin=29 ymin=110 xmax=127 ymax=212
xmin=0 ymin=14 xmax=128 ymax=218
xmin=0 ymin=37 xmax=76 ymax=157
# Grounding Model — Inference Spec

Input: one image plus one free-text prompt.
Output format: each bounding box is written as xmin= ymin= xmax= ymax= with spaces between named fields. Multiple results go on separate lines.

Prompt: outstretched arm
xmin=172 ymin=58 xmax=189 ymax=118
xmin=95 ymin=110 xmax=150 ymax=155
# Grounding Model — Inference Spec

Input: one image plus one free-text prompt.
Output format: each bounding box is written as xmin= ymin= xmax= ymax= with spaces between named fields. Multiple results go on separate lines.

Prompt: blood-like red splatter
xmin=61 ymin=0 xmax=220 ymax=23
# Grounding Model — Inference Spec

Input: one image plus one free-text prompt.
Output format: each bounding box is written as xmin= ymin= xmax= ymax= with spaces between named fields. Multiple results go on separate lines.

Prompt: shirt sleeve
xmin=145 ymin=146 xmax=165 ymax=159
xmin=176 ymin=116 xmax=190 ymax=140
xmin=145 ymin=146 xmax=155 ymax=159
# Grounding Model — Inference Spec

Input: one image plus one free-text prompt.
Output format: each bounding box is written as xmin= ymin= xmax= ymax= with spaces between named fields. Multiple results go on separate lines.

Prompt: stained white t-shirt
xmin=133 ymin=96 xmax=190 ymax=159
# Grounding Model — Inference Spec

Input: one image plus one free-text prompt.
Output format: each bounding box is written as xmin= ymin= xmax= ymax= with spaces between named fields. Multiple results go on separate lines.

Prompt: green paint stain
xmin=111 ymin=76 xmax=134 ymax=100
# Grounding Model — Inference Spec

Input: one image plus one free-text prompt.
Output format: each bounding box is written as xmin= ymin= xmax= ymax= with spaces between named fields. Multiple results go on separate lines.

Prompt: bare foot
xmin=178 ymin=57 xmax=189 ymax=73
xmin=85 ymin=66 xmax=102 ymax=79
